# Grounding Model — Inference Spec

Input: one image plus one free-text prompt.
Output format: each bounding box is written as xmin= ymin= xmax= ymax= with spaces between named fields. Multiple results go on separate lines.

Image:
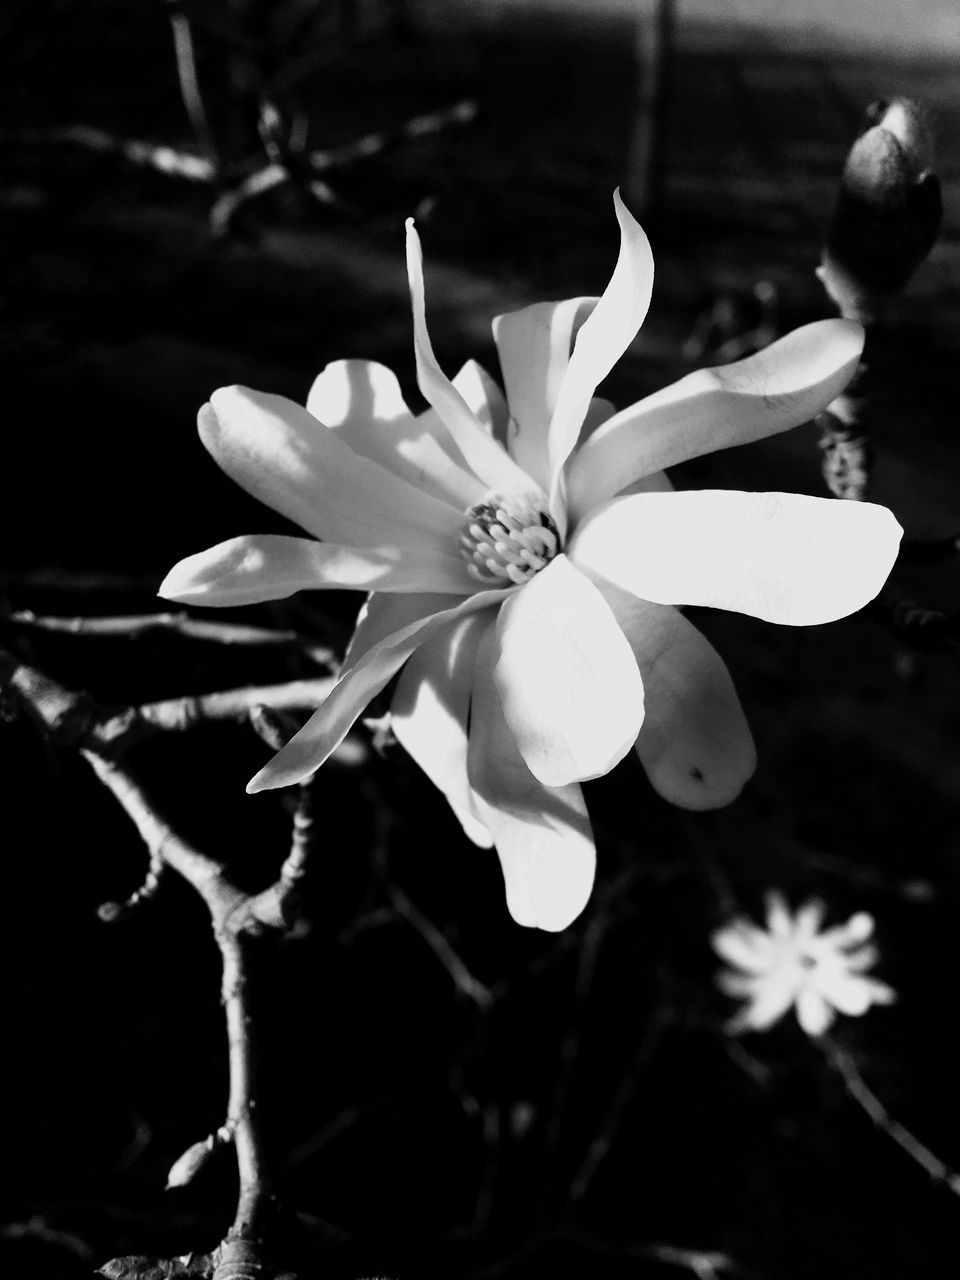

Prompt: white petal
xmin=391 ymin=612 xmax=493 ymax=847
xmin=816 ymin=973 xmax=893 ymax=1017
xmin=729 ymin=975 xmax=799 ymax=1032
xmin=493 ymin=555 xmax=645 ymax=787
xmin=569 ymin=490 xmax=903 ymax=626
xmin=453 ymin=359 xmax=510 ymax=445
xmin=306 ymin=359 xmax=485 ymax=509
xmin=717 ymin=970 xmax=762 ymax=997
xmin=405 ymin=219 xmax=534 ymax=494
xmin=247 ymin=588 xmax=509 ymax=792
xmin=793 ymin=899 xmax=827 ymax=943
xmin=817 ymin=911 xmax=875 ymax=951
xmin=566 ymin=318 xmax=865 ymax=522
xmin=342 ymin=592 xmax=454 ymax=671
xmin=599 ymin=583 xmax=755 ymax=809
xmin=712 ymin=923 xmax=776 ymax=973
xmin=467 ymin=624 xmax=596 ymax=931
xmin=200 ymin=387 xmax=464 ymax=550
xmin=547 ymin=191 xmax=654 ymax=516
xmin=796 ymin=986 xmax=834 ymax=1036
xmin=159 ymin=534 xmax=474 ymax=605
xmin=765 ymin=892 xmax=794 ymax=939
xmin=493 ymin=296 xmax=595 ymax=488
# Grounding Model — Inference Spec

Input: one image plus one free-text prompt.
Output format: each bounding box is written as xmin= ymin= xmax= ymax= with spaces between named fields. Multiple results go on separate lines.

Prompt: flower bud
xmin=820 ymin=96 xmax=942 ymax=309
xmin=165 ymin=1129 xmax=229 ymax=1190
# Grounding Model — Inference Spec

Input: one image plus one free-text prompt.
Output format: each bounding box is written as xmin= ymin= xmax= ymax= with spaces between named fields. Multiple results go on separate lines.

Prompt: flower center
xmin=459 ymin=491 xmax=560 ymax=586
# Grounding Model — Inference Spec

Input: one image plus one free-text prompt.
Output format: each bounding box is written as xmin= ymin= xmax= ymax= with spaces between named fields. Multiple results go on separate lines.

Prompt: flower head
xmin=713 ymin=894 xmax=896 ymax=1037
xmin=160 ymin=192 xmax=902 ymax=932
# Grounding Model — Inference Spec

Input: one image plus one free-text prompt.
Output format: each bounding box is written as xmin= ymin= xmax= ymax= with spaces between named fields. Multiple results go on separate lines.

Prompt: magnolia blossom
xmin=160 ymin=192 xmax=902 ymax=932
xmin=713 ymin=894 xmax=896 ymax=1036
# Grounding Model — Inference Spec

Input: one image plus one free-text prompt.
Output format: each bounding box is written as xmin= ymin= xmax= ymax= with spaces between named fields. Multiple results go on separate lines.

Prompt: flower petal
xmin=306 ymin=358 xmax=485 ymax=509
xmin=547 ymin=190 xmax=654 ymax=516
xmin=468 ymin=623 xmax=596 ymax=931
xmin=765 ymin=892 xmax=793 ymax=939
xmin=200 ymin=387 xmax=465 ymax=550
xmin=405 ymin=219 xmax=534 ymax=494
xmin=566 ymin=318 xmax=865 ymax=522
xmin=453 ymin=359 xmax=510 ymax=445
xmin=569 ymin=490 xmax=903 ymax=626
xmin=796 ymin=986 xmax=834 ymax=1036
xmin=391 ymin=612 xmax=493 ymax=848
xmin=342 ymin=592 xmax=454 ymax=671
xmin=247 ymin=588 xmax=509 ymax=792
xmin=493 ymin=555 xmax=645 ymax=787
xmin=159 ymin=534 xmax=475 ymax=605
xmin=493 ymin=297 xmax=595 ymax=488
xmin=817 ymin=911 xmax=875 ymax=951
xmin=728 ymin=976 xmax=799 ymax=1033
xmin=599 ymin=584 xmax=755 ymax=809
xmin=712 ymin=923 xmax=776 ymax=973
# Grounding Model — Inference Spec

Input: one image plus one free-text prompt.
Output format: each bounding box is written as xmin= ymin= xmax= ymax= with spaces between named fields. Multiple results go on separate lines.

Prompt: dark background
xmin=2 ymin=2 xmax=960 ymax=1277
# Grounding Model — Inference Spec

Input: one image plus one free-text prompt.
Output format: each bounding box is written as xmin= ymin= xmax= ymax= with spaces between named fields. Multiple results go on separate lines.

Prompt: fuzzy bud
xmin=165 ymin=1129 xmax=230 ymax=1190
xmin=820 ymin=96 xmax=942 ymax=311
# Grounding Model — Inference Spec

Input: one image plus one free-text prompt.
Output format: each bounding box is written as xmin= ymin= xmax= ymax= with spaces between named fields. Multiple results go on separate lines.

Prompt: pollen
xmin=459 ymin=491 xmax=560 ymax=586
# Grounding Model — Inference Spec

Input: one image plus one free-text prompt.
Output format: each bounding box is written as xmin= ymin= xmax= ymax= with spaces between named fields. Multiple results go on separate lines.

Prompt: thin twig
xmin=387 ymin=882 xmax=494 ymax=1008
xmin=166 ymin=0 xmax=219 ymax=169
xmin=823 ymin=1036 xmax=960 ymax=1194
xmin=98 ymin=846 xmax=167 ymax=923
xmin=5 ymin=610 xmax=334 ymax=665
xmin=568 ymin=1008 xmax=673 ymax=1203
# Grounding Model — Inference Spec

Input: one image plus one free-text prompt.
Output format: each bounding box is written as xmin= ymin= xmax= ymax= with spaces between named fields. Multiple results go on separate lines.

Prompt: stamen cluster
xmin=460 ymin=491 xmax=560 ymax=586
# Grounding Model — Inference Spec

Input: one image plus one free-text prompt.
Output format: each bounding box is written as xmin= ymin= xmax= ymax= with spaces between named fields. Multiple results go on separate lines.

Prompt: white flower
xmin=713 ymin=894 xmax=897 ymax=1036
xmin=160 ymin=191 xmax=902 ymax=932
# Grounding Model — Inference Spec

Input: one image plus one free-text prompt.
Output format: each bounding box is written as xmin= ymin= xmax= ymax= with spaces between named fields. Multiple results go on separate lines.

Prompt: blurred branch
xmin=568 ymin=1008 xmax=673 ymax=1204
xmin=823 ymin=1036 xmax=960 ymax=1196
xmin=5 ymin=609 xmax=335 ymax=665
xmin=166 ymin=0 xmax=219 ymax=169
xmin=3 ymin=96 xmax=477 ymax=240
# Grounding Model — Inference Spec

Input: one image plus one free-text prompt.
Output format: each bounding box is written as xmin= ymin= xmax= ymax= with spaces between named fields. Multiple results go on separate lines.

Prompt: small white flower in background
xmin=713 ymin=894 xmax=896 ymax=1037
xmin=161 ymin=191 xmax=903 ymax=933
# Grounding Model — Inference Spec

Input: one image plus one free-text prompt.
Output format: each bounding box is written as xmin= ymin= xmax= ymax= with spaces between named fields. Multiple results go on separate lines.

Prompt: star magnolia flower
xmin=713 ymin=894 xmax=896 ymax=1036
xmin=160 ymin=191 xmax=902 ymax=932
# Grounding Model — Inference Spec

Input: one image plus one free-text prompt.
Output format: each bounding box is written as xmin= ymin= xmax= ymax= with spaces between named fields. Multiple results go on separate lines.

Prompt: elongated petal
xmin=817 ymin=973 xmax=894 ymax=1017
xmin=712 ymin=925 xmax=775 ymax=973
xmin=796 ymin=987 xmax=834 ymax=1036
xmin=566 ymin=318 xmax=865 ymax=522
xmin=343 ymin=591 xmax=455 ymax=671
xmin=454 ymin=359 xmax=510 ymax=445
xmin=306 ymin=358 xmax=485 ymax=509
xmin=599 ymin=583 xmax=755 ymax=808
xmin=160 ymin=534 xmax=475 ymax=605
xmin=391 ymin=612 xmax=493 ymax=847
xmin=493 ymin=296 xmax=595 ymax=488
xmin=765 ymin=892 xmax=793 ymax=939
xmin=247 ymin=588 xmax=509 ymax=792
xmin=569 ymin=490 xmax=903 ymax=626
xmin=493 ymin=555 xmax=644 ymax=787
xmin=729 ymin=977 xmax=799 ymax=1033
xmin=816 ymin=911 xmax=874 ymax=951
xmin=547 ymin=191 xmax=654 ymax=514
xmin=794 ymin=900 xmax=827 ymax=941
xmin=405 ymin=219 xmax=534 ymax=494
xmin=201 ymin=387 xmax=464 ymax=550
xmin=468 ymin=623 xmax=596 ymax=931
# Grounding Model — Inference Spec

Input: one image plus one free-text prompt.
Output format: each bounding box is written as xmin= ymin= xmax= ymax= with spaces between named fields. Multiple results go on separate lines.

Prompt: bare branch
xmin=823 ymin=1036 xmax=960 ymax=1195
xmin=5 ymin=610 xmax=334 ymax=665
